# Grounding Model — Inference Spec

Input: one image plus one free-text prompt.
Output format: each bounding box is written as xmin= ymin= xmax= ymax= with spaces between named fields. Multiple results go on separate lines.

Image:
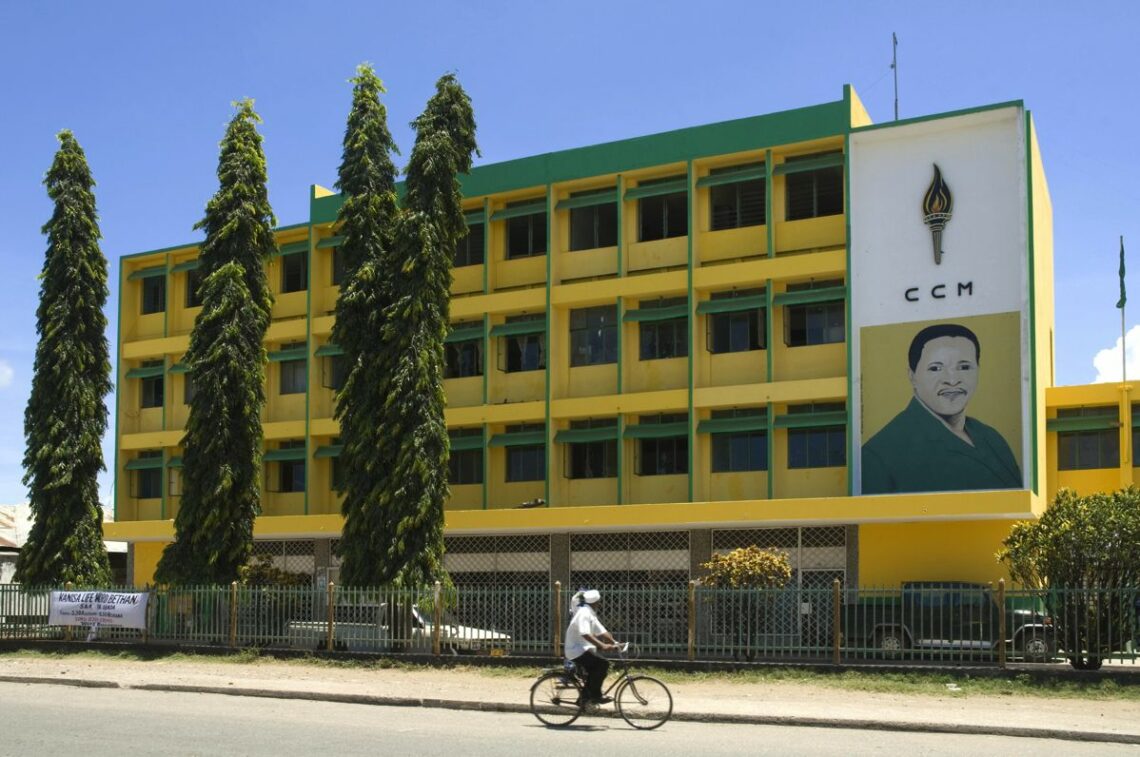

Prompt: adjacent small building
xmin=105 ymin=84 xmax=1122 ymax=594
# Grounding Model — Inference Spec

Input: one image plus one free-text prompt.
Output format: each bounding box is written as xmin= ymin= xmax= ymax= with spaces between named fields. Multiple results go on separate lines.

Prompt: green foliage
xmin=999 ymin=487 xmax=1140 ymax=660
xmin=238 ymin=555 xmax=311 ymax=587
xmin=156 ymin=101 xmax=276 ymax=586
xmin=700 ymin=546 xmax=793 ymax=589
xmin=334 ymin=69 xmax=478 ymax=588
xmin=16 ymin=130 xmax=112 ymax=587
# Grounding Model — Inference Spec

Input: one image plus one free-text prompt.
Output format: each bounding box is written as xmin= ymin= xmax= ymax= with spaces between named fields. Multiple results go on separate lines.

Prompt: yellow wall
xmin=859 ymin=520 xmax=1018 ymax=587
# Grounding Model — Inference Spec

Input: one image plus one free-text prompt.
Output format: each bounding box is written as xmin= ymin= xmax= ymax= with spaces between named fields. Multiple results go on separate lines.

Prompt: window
xmin=186 ymin=268 xmax=204 ymax=308
xmin=784 ymin=280 xmax=845 ymax=347
xmin=281 ymin=252 xmax=308 ymax=293
xmin=569 ymin=198 xmax=618 ymax=251
xmin=709 ymin=163 xmax=765 ymax=230
xmin=277 ymin=441 xmax=306 ymax=493
xmin=787 ymin=403 xmax=846 ymax=469
xmin=140 ymin=362 xmax=163 ymax=409
xmin=710 ymin=409 xmax=768 ymax=472
xmin=183 ymin=373 xmax=196 ymax=405
xmin=1058 ymin=407 xmax=1120 ymax=470
xmin=331 ymin=456 xmax=345 ymax=492
xmin=707 ymin=289 xmax=765 ymax=354
xmin=566 ymin=419 xmax=618 ymax=479
xmin=785 ymin=152 xmax=843 ymax=220
xmin=133 ymin=451 xmax=163 ymax=499
xmin=501 ymin=315 xmax=545 ymax=373
xmin=455 ymin=222 xmax=485 ymax=267
xmin=446 ymin=321 xmax=484 ymax=379
xmin=637 ymin=414 xmax=688 ymax=476
xmin=570 ymin=306 xmax=618 ymax=366
xmin=505 ymin=424 xmax=545 ymax=482
xmin=638 ymin=176 xmax=688 ymax=242
xmin=448 ymin=428 xmax=484 ymax=485
xmin=323 ymin=355 xmax=347 ymax=391
xmin=141 ymin=276 xmax=165 ymax=315
xmin=506 ymin=206 xmax=547 ymax=259
xmin=279 ymin=342 xmax=307 ymax=395
xmin=331 ymin=247 xmax=346 ymax=286
xmin=638 ymin=297 xmax=688 ymax=360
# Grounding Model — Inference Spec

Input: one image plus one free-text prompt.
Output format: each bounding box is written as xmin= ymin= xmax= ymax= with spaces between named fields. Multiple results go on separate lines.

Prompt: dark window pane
xmin=448 ymin=449 xmax=484 ymax=485
xmin=281 ymin=253 xmax=308 ymax=293
xmin=455 ymin=223 xmax=485 ymax=267
xmin=140 ymin=376 xmax=163 ymax=409
xmin=446 ymin=339 xmax=483 ymax=378
xmin=786 ymin=164 xmax=844 ymax=221
xmin=279 ymin=460 xmax=306 ymax=492
xmin=507 ymin=444 xmax=545 ymax=482
xmin=507 ymin=213 xmax=547 ymax=259
xmin=137 ymin=468 xmax=162 ymax=499
xmin=570 ymin=306 xmax=617 ymax=366
xmin=280 ymin=359 xmax=307 ymax=395
xmin=569 ymin=440 xmax=617 ymax=479
xmin=331 ymin=248 xmax=346 ymax=285
xmin=711 ymin=179 xmax=766 ymax=231
xmin=141 ymin=277 xmax=166 ymax=315
xmin=186 ymin=269 xmax=204 ymax=308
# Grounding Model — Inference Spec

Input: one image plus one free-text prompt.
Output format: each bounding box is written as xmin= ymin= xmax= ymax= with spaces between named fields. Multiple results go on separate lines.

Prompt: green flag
xmin=1117 ymin=237 xmax=1127 ymax=309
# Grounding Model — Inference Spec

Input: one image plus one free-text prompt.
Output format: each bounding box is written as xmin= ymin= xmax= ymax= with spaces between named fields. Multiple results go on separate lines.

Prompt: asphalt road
xmin=2 ymin=682 xmax=1134 ymax=756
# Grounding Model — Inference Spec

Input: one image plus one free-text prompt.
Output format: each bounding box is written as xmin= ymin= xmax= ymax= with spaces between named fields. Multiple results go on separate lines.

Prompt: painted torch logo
xmin=922 ymin=164 xmax=953 ymax=265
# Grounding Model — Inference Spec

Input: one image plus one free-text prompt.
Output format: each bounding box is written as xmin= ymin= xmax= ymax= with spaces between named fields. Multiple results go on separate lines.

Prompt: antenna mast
xmin=891 ymin=32 xmax=899 ymax=120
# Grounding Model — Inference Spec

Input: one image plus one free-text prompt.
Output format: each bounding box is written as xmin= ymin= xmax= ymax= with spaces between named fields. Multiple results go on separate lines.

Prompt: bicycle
xmin=529 ymin=642 xmax=673 ymax=730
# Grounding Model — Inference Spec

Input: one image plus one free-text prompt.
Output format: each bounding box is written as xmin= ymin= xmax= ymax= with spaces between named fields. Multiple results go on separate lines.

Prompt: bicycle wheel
xmin=530 ymin=671 xmax=584 ymax=727
xmin=616 ymin=675 xmax=672 ymax=730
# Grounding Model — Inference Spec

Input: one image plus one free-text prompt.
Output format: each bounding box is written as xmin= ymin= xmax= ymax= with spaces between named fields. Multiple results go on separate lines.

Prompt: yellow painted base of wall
xmin=858 ymin=520 xmax=1019 ymax=587
xmin=133 ymin=542 xmax=166 ymax=586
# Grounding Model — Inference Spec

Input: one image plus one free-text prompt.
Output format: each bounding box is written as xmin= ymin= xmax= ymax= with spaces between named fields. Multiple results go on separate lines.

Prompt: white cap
xmin=583 ymin=589 xmax=601 ymax=604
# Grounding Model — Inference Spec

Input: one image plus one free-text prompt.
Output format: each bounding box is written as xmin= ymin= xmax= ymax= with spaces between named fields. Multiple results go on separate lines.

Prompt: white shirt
xmin=564 ymin=603 xmax=607 ymax=660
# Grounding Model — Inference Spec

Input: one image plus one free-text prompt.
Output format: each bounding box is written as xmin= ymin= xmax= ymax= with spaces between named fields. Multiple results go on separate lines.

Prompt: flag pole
xmin=1119 ymin=235 xmax=1128 ymax=468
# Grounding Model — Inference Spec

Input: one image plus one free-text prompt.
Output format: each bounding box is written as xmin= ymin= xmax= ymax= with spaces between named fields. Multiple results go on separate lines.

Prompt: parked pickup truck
xmin=841 ymin=581 xmax=1054 ymax=661
xmin=286 ymin=602 xmax=511 ymax=655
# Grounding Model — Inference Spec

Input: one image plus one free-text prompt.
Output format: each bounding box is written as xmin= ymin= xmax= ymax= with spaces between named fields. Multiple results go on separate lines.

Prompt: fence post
xmin=997 ymin=579 xmax=1007 ymax=669
xmin=832 ymin=578 xmax=841 ymax=666
xmin=553 ymin=581 xmax=562 ymax=658
xmin=432 ymin=581 xmax=442 ymax=657
xmin=63 ymin=582 xmax=73 ymax=642
xmin=229 ymin=582 xmax=238 ymax=648
xmin=326 ymin=582 xmax=336 ymax=652
xmin=687 ymin=580 xmax=697 ymax=662
xmin=143 ymin=585 xmax=153 ymax=644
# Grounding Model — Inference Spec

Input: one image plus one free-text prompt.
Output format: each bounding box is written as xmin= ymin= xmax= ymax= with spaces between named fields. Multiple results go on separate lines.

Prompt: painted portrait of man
xmin=861 ymin=323 xmax=1022 ymax=494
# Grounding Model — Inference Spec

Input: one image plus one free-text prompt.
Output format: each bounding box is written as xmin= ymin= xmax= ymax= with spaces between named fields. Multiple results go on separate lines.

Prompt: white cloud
xmin=0 ymin=360 xmax=12 ymax=389
xmin=1092 ymin=324 xmax=1140 ymax=382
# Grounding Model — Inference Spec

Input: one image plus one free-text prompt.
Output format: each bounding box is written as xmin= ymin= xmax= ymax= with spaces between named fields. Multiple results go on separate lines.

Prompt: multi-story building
xmin=107 ymin=84 xmax=1119 ymax=594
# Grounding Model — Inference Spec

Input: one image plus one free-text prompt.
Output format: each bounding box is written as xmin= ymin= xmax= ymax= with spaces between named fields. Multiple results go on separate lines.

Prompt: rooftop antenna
xmin=891 ymin=32 xmax=899 ymax=120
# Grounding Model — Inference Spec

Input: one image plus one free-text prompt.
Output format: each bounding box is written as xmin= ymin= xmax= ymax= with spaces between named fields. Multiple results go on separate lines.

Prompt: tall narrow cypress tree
xmin=332 ymin=65 xmax=401 ymax=586
xmin=155 ymin=100 xmax=275 ymax=585
xmin=370 ymin=74 xmax=477 ymax=588
xmin=16 ymin=131 xmax=112 ymax=587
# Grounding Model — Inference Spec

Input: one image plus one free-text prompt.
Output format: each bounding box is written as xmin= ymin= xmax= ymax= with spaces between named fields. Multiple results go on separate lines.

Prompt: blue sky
xmin=0 ymin=1 xmax=1136 ymax=506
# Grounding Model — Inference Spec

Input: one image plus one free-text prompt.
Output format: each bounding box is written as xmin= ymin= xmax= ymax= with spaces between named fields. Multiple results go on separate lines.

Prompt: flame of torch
xmin=922 ymin=164 xmax=953 ymax=264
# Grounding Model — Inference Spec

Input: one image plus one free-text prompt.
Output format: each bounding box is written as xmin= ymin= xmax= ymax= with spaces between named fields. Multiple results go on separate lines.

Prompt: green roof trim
xmin=695 ymin=165 xmax=766 ymax=188
xmin=125 ymin=365 xmax=164 ymax=379
xmin=314 ymin=344 xmax=344 ymax=357
xmin=624 ymin=179 xmax=687 ymax=201
xmin=623 ymin=421 xmax=688 ymax=439
xmin=166 ymin=456 xmax=183 ymax=468
xmin=445 ymin=325 xmax=485 ymax=344
xmin=314 ymin=444 xmax=343 ymax=459
xmin=554 ymin=426 xmax=620 ymax=444
xmin=488 ymin=430 xmax=546 ymax=447
xmin=125 ymin=456 xmax=164 ymax=471
xmin=489 ymin=319 xmax=546 ymax=337
xmin=448 ymin=434 xmax=485 ymax=451
xmin=555 ymin=188 xmax=618 ymax=211
xmin=1047 ymin=417 xmax=1120 ymax=433
xmin=623 ymin=304 xmax=688 ymax=323
xmin=168 ymin=362 xmax=189 ymax=374
xmin=773 ymin=153 xmax=844 ymax=176
xmin=264 ymin=447 xmax=307 ymax=462
xmin=316 ymin=235 xmax=343 ymax=249
xmin=170 ymin=260 xmax=200 ymax=274
xmin=127 ymin=265 xmax=166 ymax=281
xmin=490 ymin=200 xmax=547 ymax=221
xmin=697 ymin=416 xmax=768 ymax=434
xmin=773 ymin=411 xmax=847 ymax=429
xmin=277 ymin=241 xmax=310 ymax=256
xmin=268 ymin=348 xmax=308 ymax=363
xmin=464 ymin=210 xmax=486 ymax=225
xmin=696 ymin=295 xmax=766 ymax=315
xmin=773 ymin=286 xmax=847 ymax=307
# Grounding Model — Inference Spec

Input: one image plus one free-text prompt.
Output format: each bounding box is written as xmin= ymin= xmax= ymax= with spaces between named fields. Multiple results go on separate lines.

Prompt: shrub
xmin=700 ymin=546 xmax=792 ymax=589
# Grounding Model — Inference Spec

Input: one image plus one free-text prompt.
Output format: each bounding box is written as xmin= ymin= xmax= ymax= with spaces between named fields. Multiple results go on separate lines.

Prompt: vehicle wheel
xmin=876 ymin=629 xmax=906 ymax=657
xmin=1069 ymin=655 xmax=1104 ymax=671
xmin=1019 ymin=634 xmax=1052 ymax=663
xmin=616 ymin=675 xmax=673 ymax=730
xmin=530 ymin=672 xmax=583 ymax=727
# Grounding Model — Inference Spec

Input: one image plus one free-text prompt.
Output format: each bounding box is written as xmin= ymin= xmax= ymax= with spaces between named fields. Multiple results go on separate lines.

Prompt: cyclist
xmin=564 ymin=588 xmax=620 ymax=705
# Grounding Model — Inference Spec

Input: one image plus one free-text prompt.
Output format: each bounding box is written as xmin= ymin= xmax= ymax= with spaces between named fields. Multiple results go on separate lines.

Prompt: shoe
xmin=591 ymin=696 xmax=613 ymax=705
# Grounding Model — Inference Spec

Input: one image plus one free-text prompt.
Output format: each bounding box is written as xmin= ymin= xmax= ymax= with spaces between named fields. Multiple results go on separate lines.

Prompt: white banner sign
xmin=49 ymin=590 xmax=149 ymax=629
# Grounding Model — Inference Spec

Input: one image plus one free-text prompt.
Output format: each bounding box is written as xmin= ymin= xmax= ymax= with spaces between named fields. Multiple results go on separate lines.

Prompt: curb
xmin=4 ymin=675 xmax=1139 ymax=745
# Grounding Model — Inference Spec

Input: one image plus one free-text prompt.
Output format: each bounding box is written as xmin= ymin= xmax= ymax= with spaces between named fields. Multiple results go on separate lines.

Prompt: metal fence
xmin=2 ymin=581 xmax=1137 ymax=668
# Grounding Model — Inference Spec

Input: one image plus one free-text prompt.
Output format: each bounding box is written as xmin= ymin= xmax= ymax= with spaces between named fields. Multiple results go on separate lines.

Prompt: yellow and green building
xmin=106 ymin=84 xmax=1127 ymax=592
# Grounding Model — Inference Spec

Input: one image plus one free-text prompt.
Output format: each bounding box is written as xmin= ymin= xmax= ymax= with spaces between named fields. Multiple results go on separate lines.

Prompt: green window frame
xmin=563 ymin=419 xmax=618 ymax=480
xmin=637 ymin=176 xmax=688 ymax=242
xmin=278 ymin=342 xmax=308 ymax=395
xmin=570 ymin=306 xmax=618 ymax=367
xmin=505 ymin=205 xmax=547 ymax=260
xmin=637 ymin=298 xmax=688 ymax=361
xmin=1057 ymin=407 xmax=1120 ymax=470
xmin=705 ymin=289 xmax=765 ymax=354
xmin=633 ymin=413 xmax=688 ymax=476
xmin=445 ymin=321 xmax=484 ymax=379
xmin=448 ymin=429 xmax=484 ymax=485
xmin=569 ymin=196 xmax=618 ymax=251
xmin=708 ymin=162 xmax=766 ymax=231
xmin=707 ymin=409 xmax=768 ymax=472
xmin=782 ymin=281 xmax=845 ymax=347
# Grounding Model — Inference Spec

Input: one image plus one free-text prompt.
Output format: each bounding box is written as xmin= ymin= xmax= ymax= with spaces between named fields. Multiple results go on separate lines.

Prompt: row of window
xmin=1054 ymin=406 xmax=1138 ymax=471
xmin=139 ymin=253 xmax=313 ymax=316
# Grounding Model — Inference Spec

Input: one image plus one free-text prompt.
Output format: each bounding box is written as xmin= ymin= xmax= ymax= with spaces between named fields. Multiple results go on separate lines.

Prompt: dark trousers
xmin=574 ymin=650 xmax=609 ymax=700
